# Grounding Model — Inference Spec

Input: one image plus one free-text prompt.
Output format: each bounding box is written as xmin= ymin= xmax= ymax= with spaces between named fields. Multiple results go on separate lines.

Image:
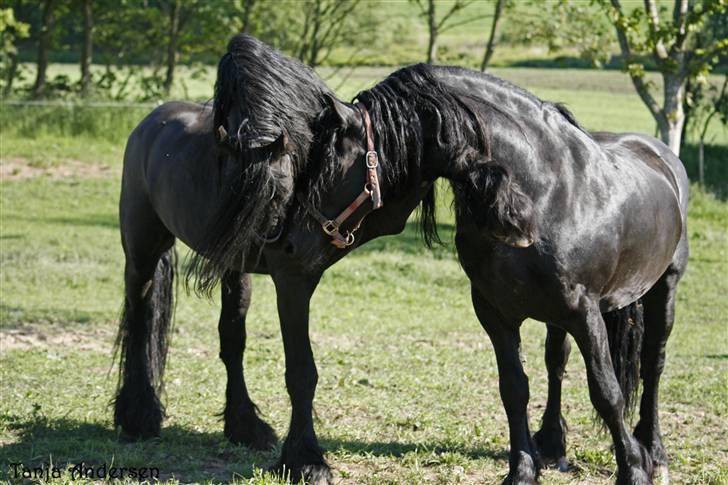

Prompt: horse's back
xmin=122 ymin=101 xmax=211 ymax=188
xmin=593 ymin=132 xmax=688 ymax=215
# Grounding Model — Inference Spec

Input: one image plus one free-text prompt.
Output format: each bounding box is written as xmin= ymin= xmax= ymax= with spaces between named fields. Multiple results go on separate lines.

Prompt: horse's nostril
xmin=284 ymin=241 xmax=295 ymax=255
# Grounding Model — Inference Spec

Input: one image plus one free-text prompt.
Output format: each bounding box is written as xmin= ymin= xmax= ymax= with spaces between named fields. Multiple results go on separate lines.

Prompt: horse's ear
xmin=267 ymin=131 xmax=289 ymax=159
xmin=246 ymin=131 xmax=289 ymax=159
xmin=321 ymin=93 xmax=359 ymax=129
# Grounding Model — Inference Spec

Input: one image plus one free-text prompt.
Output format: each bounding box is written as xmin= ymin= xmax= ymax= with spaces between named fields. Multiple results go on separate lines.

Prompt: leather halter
xmin=298 ymin=102 xmax=383 ymax=248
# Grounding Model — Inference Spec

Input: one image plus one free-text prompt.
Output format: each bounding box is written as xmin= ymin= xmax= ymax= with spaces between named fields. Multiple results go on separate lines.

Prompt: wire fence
xmin=1 ymin=100 xmax=160 ymax=109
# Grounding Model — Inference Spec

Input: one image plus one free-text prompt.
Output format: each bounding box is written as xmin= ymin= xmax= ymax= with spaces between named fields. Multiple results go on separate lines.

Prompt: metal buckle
xmin=366 ymin=151 xmax=378 ymax=168
xmin=322 ymin=220 xmax=338 ymax=236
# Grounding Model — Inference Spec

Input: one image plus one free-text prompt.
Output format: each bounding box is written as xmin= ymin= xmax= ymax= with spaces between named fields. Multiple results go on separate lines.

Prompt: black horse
xmin=317 ymin=65 xmax=688 ymax=484
xmin=113 ymin=34 xmax=330 ymax=457
xmin=115 ymin=35 xmax=687 ymax=484
xmin=115 ymin=34 xmax=435 ymax=483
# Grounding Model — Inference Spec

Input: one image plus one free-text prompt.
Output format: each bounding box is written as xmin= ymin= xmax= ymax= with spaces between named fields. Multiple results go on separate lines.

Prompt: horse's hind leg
xmin=114 ymin=197 xmax=175 ymax=439
xmin=634 ymin=260 xmax=685 ymax=479
xmin=533 ymin=324 xmax=570 ymax=470
xmin=218 ymin=271 xmax=277 ymax=450
xmin=471 ymin=288 xmax=539 ymax=485
xmin=570 ymin=306 xmax=653 ymax=484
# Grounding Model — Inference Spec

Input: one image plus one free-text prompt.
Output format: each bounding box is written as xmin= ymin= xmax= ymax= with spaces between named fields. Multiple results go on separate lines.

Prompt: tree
xmin=0 ymin=5 xmax=30 ymax=97
xmin=295 ymin=0 xmax=362 ymax=68
xmin=480 ymin=0 xmax=508 ymax=71
xmin=79 ymin=0 xmax=93 ymax=97
xmin=687 ymin=75 xmax=727 ymax=185
xmin=160 ymin=0 xmax=181 ymax=96
xmin=32 ymin=0 xmax=58 ymax=98
xmin=240 ymin=0 xmax=255 ymax=33
xmin=508 ymin=0 xmax=614 ymax=68
xmin=239 ymin=0 xmax=378 ymax=68
xmin=599 ymin=0 xmax=728 ymax=154
xmin=411 ymin=0 xmax=484 ymax=64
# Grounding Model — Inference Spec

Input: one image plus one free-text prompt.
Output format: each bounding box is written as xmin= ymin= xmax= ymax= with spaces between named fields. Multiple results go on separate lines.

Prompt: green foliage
xmin=0 ymin=6 xmax=30 ymax=95
xmin=241 ymin=0 xmax=399 ymax=68
xmin=504 ymin=0 xmax=614 ymax=67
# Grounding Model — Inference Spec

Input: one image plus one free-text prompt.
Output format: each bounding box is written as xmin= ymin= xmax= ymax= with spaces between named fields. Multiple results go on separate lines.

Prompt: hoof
xmin=113 ymin=384 xmax=163 ymax=439
xmin=502 ymin=451 xmax=538 ymax=485
xmin=271 ymin=433 xmax=332 ymax=484
xmin=633 ymin=421 xmax=668 ymax=465
xmin=224 ymin=404 xmax=278 ymax=450
xmin=617 ymin=445 xmax=654 ymax=485
xmin=533 ymin=425 xmax=567 ymax=468
xmin=269 ymin=461 xmax=332 ymax=485
xmin=617 ymin=467 xmax=652 ymax=485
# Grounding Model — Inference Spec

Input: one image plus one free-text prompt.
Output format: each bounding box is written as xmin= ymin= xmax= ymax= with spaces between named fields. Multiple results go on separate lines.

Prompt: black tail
xmin=114 ymin=248 xmax=176 ymax=403
xmin=603 ymin=299 xmax=644 ymax=419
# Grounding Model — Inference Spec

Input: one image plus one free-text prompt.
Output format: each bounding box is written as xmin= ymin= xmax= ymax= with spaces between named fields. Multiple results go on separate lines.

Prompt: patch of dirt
xmin=0 ymin=324 xmax=113 ymax=352
xmin=0 ymin=157 xmax=113 ymax=181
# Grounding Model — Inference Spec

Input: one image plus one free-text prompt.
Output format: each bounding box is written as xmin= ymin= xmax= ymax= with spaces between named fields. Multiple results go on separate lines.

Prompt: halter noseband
xmin=298 ymin=102 xmax=383 ymax=248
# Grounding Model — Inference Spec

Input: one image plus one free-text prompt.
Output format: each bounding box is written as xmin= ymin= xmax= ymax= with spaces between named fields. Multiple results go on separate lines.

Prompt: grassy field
xmin=1 ymin=66 xmax=727 ymax=484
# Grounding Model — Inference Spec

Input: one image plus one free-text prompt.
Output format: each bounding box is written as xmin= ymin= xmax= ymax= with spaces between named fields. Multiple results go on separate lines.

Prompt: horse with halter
xmin=114 ymin=34 xmax=687 ymax=485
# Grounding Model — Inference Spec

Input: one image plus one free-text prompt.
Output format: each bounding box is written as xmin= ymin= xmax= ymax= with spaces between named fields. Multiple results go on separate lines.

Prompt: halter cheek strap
xmin=297 ymin=102 xmax=383 ymax=249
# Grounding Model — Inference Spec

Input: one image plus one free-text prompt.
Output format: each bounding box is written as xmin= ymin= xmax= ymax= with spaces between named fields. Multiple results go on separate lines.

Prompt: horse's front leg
xmin=271 ymin=271 xmax=331 ymax=485
xmin=471 ymin=287 xmax=540 ymax=485
xmin=219 ymin=271 xmax=277 ymax=449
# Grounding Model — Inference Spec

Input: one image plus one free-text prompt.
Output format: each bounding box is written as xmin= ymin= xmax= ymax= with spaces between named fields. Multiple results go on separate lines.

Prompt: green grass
xmin=1 ymin=67 xmax=727 ymax=484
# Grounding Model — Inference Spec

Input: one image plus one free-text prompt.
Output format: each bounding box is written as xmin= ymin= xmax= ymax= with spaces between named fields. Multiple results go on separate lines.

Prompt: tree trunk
xmin=480 ymin=0 xmax=504 ymax=71
xmin=3 ymin=50 xmax=19 ymax=97
xmin=32 ymin=0 xmax=57 ymax=99
xmin=80 ymin=0 xmax=93 ymax=97
xmin=698 ymin=141 xmax=704 ymax=186
xmin=426 ymin=0 xmax=437 ymax=64
xmin=307 ymin=0 xmax=323 ymax=68
xmin=660 ymin=73 xmax=686 ymax=155
xmin=163 ymin=0 xmax=181 ymax=97
xmin=241 ymin=0 xmax=255 ymax=33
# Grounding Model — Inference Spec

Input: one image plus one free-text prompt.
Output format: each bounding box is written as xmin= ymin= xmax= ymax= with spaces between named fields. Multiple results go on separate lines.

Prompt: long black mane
xmin=188 ymin=34 xmax=333 ymax=294
xmin=351 ymin=64 xmax=532 ymax=246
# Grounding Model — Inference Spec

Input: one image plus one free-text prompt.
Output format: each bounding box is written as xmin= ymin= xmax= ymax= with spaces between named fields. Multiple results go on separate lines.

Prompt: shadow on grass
xmin=322 ymin=437 xmax=508 ymax=462
xmin=0 ymin=415 xmax=269 ymax=483
xmin=0 ymin=415 xmax=508 ymax=482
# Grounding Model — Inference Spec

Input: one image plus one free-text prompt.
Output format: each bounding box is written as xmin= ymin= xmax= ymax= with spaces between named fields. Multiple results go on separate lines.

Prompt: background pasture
xmin=1 ymin=64 xmax=727 ymax=484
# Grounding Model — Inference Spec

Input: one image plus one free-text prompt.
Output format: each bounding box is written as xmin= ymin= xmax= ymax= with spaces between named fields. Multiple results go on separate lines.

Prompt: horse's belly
xmin=598 ymin=187 xmax=682 ymax=311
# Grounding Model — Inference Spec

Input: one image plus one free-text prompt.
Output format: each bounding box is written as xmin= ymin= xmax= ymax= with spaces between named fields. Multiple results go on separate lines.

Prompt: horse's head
xmin=216 ymin=119 xmax=296 ymax=200
xmin=313 ymin=94 xmax=371 ymax=186
xmin=275 ymin=94 xmax=383 ymax=266
xmin=189 ymin=34 xmax=333 ymax=292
